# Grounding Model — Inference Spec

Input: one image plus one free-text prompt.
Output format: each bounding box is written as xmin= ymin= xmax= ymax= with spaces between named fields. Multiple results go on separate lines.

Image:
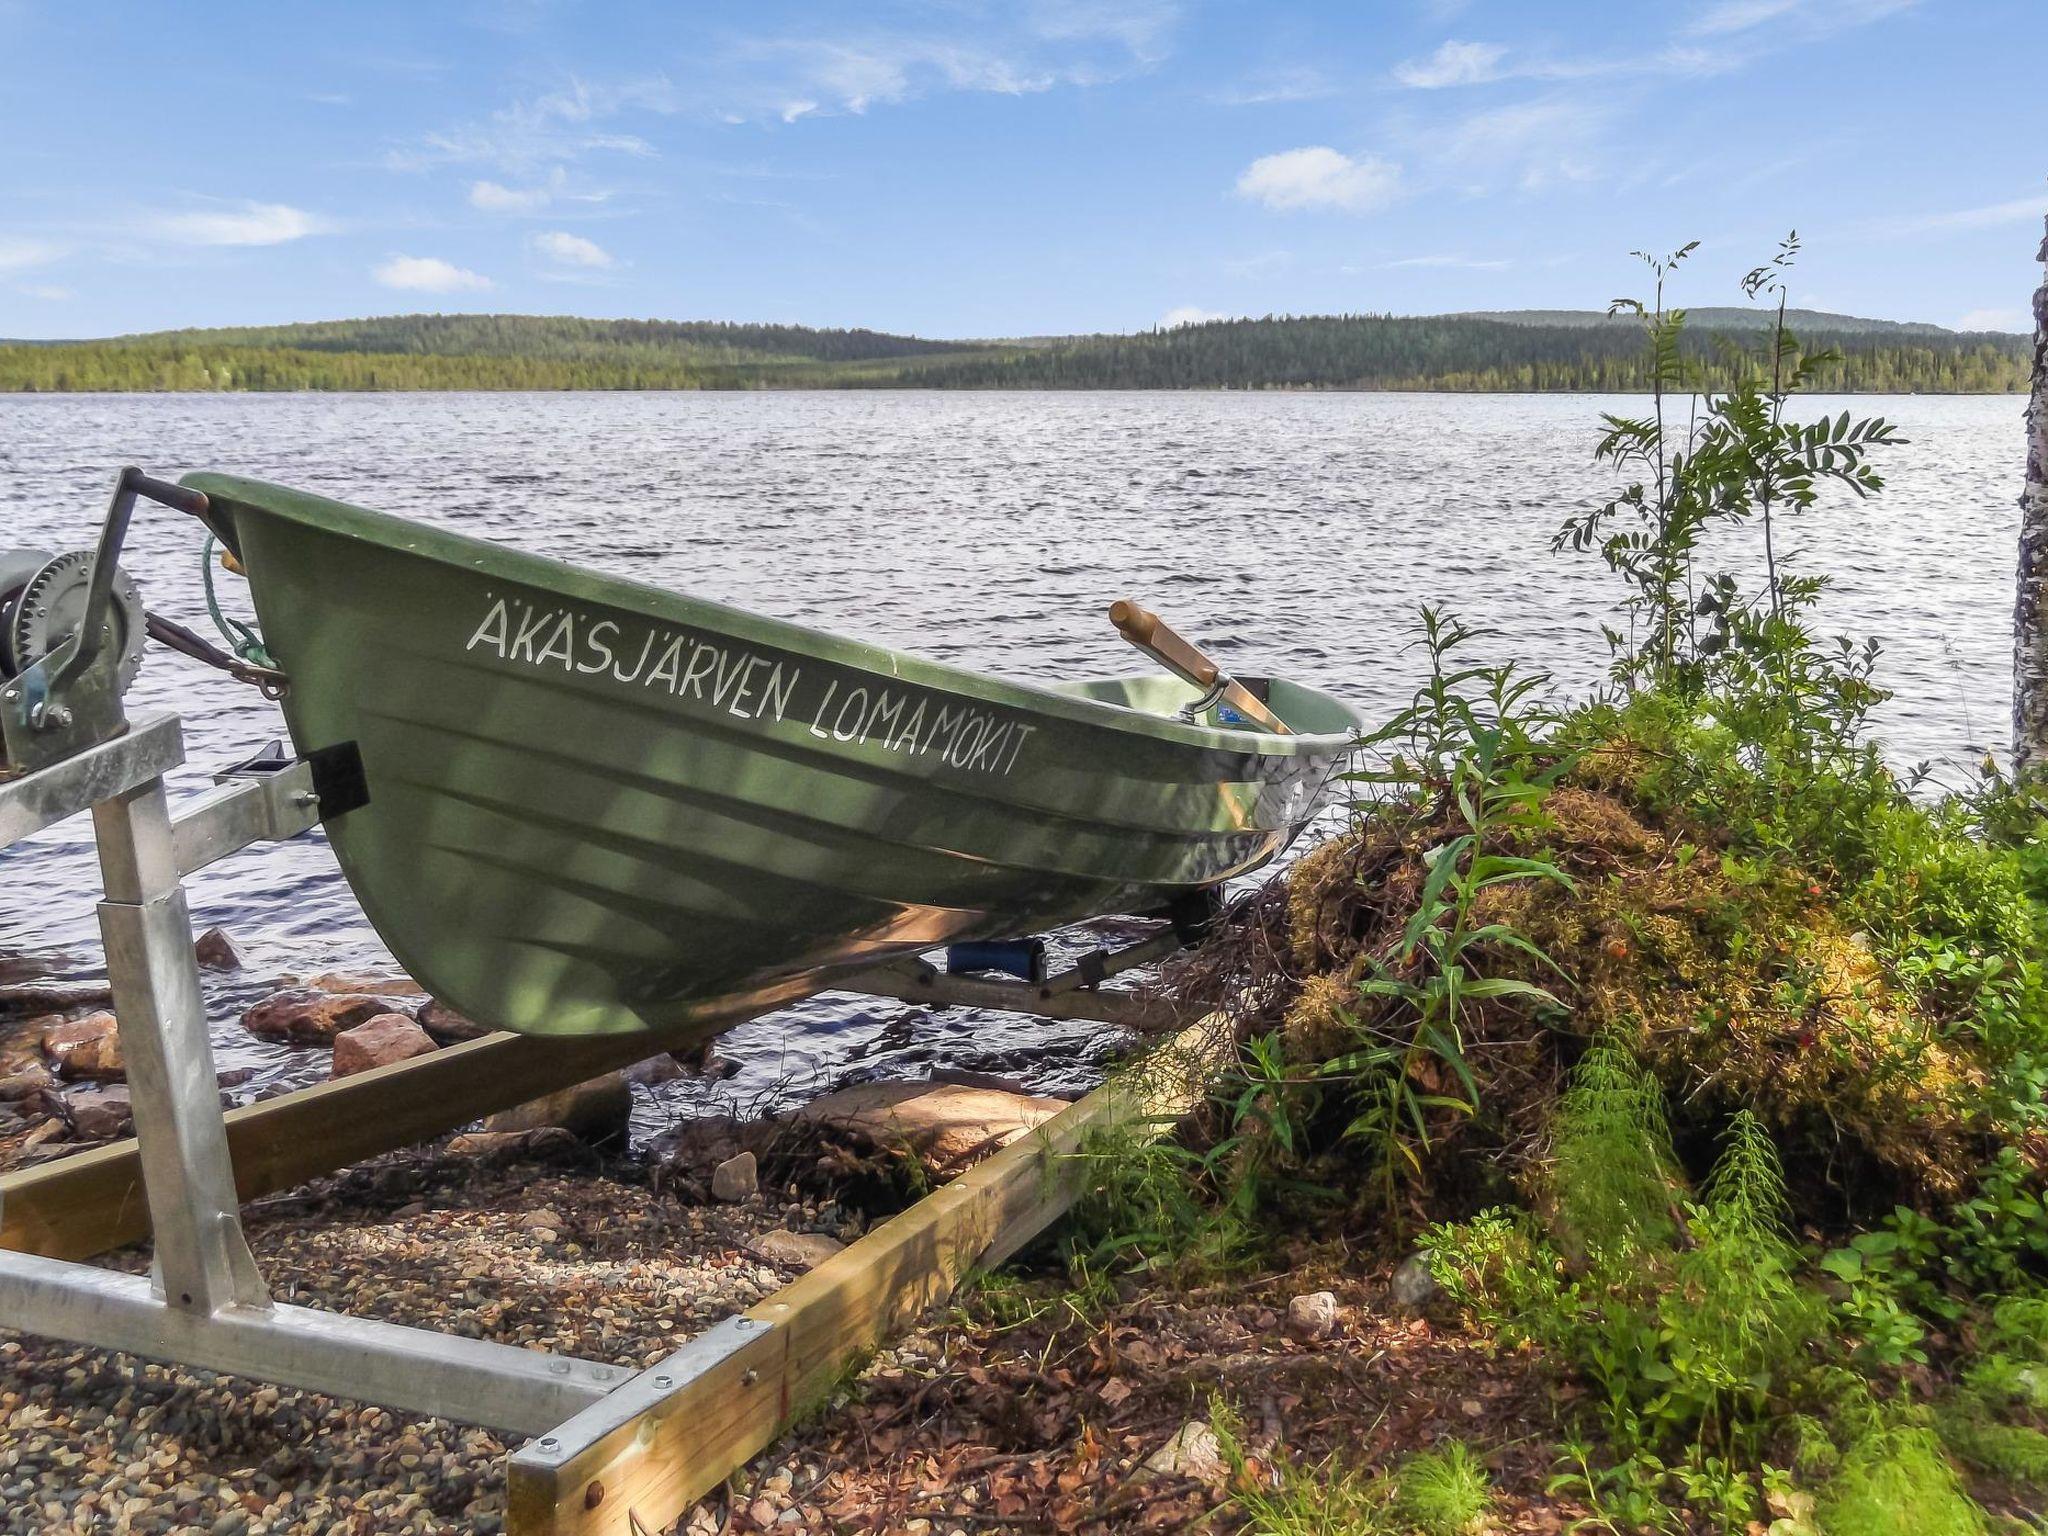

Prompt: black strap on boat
xmin=145 ymin=610 xmax=290 ymax=697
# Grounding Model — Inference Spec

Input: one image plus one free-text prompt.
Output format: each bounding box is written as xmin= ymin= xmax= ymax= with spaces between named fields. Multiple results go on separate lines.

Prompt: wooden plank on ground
xmin=503 ymin=1015 xmax=1226 ymax=1536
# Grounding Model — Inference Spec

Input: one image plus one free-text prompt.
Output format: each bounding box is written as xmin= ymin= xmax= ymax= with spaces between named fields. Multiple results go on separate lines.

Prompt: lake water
xmin=0 ymin=390 xmax=2028 ymax=1123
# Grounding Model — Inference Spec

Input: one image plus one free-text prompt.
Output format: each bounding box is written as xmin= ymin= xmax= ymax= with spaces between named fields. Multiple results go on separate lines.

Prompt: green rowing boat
xmin=185 ymin=474 xmax=1362 ymax=1037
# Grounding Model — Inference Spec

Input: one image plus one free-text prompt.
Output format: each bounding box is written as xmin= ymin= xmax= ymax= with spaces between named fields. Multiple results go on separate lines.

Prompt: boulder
xmin=331 ymin=1014 xmax=437 ymax=1078
xmin=447 ymin=1130 xmax=531 ymax=1163
xmin=193 ymin=927 xmax=243 ymax=971
xmin=305 ymin=970 xmax=428 ymax=998
xmin=746 ymin=1229 xmax=845 ymax=1271
xmin=0 ymin=1062 xmax=56 ymax=1101
xmin=61 ymin=1084 xmax=133 ymax=1140
xmin=242 ymin=989 xmax=396 ymax=1046
xmin=624 ymin=1053 xmax=688 ymax=1087
xmin=712 ymin=1150 xmax=759 ymax=1202
xmin=1390 ymin=1252 xmax=1438 ymax=1311
xmin=416 ymin=998 xmax=491 ymax=1044
xmin=482 ymin=1071 xmax=631 ymax=1144
xmin=41 ymin=1012 xmax=125 ymax=1081
xmin=795 ymin=1081 xmax=1070 ymax=1174
xmin=1141 ymin=1422 xmax=1226 ymax=1484
xmin=1284 ymin=1291 xmax=1339 ymax=1342
xmin=0 ymin=980 xmax=113 ymax=1013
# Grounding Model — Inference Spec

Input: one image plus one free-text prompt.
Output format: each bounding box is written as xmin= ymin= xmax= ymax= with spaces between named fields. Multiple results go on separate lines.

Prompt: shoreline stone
xmin=242 ymin=989 xmax=404 ymax=1046
xmin=41 ymin=1011 xmax=124 ymax=1081
xmin=332 ymin=1014 xmax=437 ymax=1078
xmin=712 ymin=1149 xmax=759 ymax=1202
xmin=482 ymin=1072 xmax=630 ymax=1144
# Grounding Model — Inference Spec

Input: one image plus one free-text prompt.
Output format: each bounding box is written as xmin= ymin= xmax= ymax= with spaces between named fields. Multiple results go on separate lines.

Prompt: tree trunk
xmin=2012 ymin=215 xmax=2048 ymax=774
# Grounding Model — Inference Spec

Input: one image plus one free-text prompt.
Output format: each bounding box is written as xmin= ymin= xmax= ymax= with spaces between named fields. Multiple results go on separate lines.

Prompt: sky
xmin=0 ymin=0 xmax=2042 ymax=340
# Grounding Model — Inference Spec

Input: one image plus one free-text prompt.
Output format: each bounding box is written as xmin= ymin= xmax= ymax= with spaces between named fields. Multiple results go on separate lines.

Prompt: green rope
xmin=200 ymin=535 xmax=279 ymax=671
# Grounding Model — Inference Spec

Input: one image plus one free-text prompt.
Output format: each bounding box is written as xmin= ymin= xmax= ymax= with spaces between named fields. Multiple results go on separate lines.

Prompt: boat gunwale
xmin=182 ymin=472 xmax=1365 ymax=760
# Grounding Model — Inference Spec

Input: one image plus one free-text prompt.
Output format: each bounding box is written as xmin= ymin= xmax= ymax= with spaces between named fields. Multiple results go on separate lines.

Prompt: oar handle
xmin=1108 ymin=600 xmax=1291 ymax=734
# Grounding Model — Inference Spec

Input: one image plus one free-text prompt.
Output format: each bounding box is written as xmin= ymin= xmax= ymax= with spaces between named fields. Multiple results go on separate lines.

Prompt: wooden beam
xmin=504 ymin=1016 xmax=1224 ymax=1536
xmin=0 ymin=951 xmax=1187 ymax=1262
xmin=0 ymin=1015 xmax=750 ymax=1262
xmin=840 ymin=959 xmax=1173 ymax=1030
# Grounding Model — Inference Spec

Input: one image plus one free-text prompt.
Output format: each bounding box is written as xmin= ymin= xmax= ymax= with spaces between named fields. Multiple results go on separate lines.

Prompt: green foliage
xmin=1335 ymin=608 xmax=1574 ymax=1206
xmin=1386 ymin=1442 xmax=1493 ymax=1536
xmin=1819 ymin=1413 xmax=1987 ymax=1536
xmin=0 ymin=309 xmax=2026 ymax=393
xmin=1547 ymin=1039 xmax=1679 ymax=1263
xmin=1211 ymin=1403 xmax=1491 ymax=1536
xmin=1063 ymin=1112 xmax=1252 ymax=1288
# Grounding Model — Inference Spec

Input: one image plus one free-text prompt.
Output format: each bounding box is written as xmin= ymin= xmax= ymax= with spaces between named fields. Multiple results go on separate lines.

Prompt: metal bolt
xmin=740 ymin=1368 xmax=759 ymax=1387
xmin=652 ymin=1375 xmax=673 ymax=1389
xmin=538 ymin=1437 xmax=559 ymax=1450
xmin=292 ymin=790 xmax=319 ymax=808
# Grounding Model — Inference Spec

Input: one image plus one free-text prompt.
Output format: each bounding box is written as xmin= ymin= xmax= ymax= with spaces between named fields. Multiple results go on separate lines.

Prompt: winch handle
xmin=55 ymin=468 xmax=210 ymax=690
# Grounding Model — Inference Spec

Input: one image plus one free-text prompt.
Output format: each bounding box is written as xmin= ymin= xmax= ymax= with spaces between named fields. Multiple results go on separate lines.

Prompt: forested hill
xmin=0 ymin=309 xmax=2027 ymax=393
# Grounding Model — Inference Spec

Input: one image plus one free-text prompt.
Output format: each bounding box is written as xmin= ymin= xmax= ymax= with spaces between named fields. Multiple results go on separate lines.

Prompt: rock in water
xmin=483 ymin=1072 xmax=631 ymax=1144
xmin=242 ymin=989 xmax=396 ymax=1046
xmin=41 ymin=1012 xmax=124 ymax=1081
xmin=746 ymin=1228 xmax=845 ymax=1270
xmin=624 ymin=1052 xmax=687 ymax=1087
xmin=1391 ymin=1252 xmax=1437 ymax=1310
xmin=304 ymin=969 xmax=428 ymax=997
xmin=795 ymin=1081 xmax=1069 ymax=1174
xmin=711 ymin=1150 xmax=759 ymax=1202
xmin=331 ymin=1014 xmax=438 ymax=1078
xmin=1285 ymin=1290 xmax=1338 ymax=1341
xmin=193 ymin=927 xmax=243 ymax=970
xmin=416 ymin=998 xmax=492 ymax=1043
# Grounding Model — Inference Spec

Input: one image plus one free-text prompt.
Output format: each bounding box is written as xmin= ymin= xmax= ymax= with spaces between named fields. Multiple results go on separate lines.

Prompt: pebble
xmin=1284 ymin=1290 xmax=1338 ymax=1341
xmin=711 ymin=1150 xmax=758 ymax=1202
xmin=0 ymin=1155 xmax=840 ymax=1532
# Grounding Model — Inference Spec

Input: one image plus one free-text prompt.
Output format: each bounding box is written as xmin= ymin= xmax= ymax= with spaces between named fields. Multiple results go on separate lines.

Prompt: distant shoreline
xmin=0 ymin=384 xmax=2025 ymax=398
xmin=1 ymin=310 xmax=2026 ymax=395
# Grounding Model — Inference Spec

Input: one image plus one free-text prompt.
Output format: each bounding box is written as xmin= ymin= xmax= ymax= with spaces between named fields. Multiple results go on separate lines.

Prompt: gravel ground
xmin=0 ymin=1146 xmax=862 ymax=1535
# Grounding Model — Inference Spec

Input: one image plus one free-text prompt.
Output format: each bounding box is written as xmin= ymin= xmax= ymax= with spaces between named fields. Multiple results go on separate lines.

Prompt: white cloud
xmin=1687 ymin=0 xmax=1801 ymax=34
xmin=1432 ymin=96 xmax=1607 ymax=190
xmin=397 ymin=79 xmax=669 ymax=174
xmin=1687 ymin=0 xmax=1913 ymax=36
xmin=373 ymin=255 xmax=493 ymax=293
xmin=1029 ymin=0 xmax=1178 ymax=61
xmin=152 ymin=202 xmax=333 ymax=246
xmin=530 ymin=230 xmax=614 ymax=269
xmin=16 ymin=283 xmax=72 ymax=301
xmin=471 ymin=178 xmax=551 ymax=212
xmin=1212 ymin=66 xmax=1332 ymax=105
xmin=1871 ymin=195 xmax=2045 ymax=237
xmin=1160 ymin=305 xmax=1227 ymax=328
xmin=1236 ymin=147 xmax=1401 ymax=213
xmin=1393 ymin=40 xmax=1506 ymax=88
xmin=1957 ymin=307 xmax=2032 ymax=334
xmin=0 ymin=237 xmax=62 ymax=273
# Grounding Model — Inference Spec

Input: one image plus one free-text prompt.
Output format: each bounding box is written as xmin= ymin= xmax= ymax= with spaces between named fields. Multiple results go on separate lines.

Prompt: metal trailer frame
xmin=0 ymin=711 xmax=1212 ymax=1532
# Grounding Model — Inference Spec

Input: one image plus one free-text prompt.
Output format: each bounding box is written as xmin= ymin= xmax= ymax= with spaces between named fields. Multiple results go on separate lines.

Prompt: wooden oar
xmin=1108 ymin=599 xmax=1292 ymax=734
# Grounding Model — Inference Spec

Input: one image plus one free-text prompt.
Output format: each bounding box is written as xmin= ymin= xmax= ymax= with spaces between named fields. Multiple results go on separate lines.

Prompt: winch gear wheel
xmin=1 ymin=549 xmax=146 ymax=692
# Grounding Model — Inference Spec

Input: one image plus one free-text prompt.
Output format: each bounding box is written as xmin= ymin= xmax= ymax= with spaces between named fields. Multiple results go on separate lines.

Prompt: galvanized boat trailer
xmin=0 ymin=478 xmax=1219 ymax=1534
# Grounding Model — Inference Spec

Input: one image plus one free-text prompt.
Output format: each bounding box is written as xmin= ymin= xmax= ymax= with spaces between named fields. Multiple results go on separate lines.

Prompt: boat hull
xmin=186 ymin=474 xmax=1361 ymax=1037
